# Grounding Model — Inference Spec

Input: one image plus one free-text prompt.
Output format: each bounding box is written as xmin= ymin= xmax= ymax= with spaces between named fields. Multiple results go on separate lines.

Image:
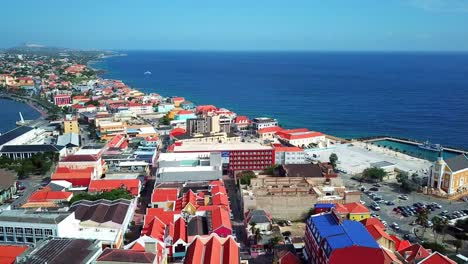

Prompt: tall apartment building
xmin=186 ymin=116 xmax=221 ymax=135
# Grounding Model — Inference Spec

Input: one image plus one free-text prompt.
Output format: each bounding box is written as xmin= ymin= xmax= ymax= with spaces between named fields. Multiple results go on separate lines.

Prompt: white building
xmin=156 ymin=152 xmax=222 ymax=182
xmin=0 ymin=210 xmax=75 ymax=244
xmin=371 ymin=161 xmax=397 ymax=179
xmin=252 ymin=117 xmax=278 ymax=130
xmin=274 ymin=146 xmax=307 ymax=164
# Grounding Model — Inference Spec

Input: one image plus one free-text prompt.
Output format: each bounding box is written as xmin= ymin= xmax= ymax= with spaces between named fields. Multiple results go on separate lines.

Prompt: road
xmin=224 ymin=177 xmax=248 ymax=250
xmin=11 ymin=180 xmax=40 ymax=208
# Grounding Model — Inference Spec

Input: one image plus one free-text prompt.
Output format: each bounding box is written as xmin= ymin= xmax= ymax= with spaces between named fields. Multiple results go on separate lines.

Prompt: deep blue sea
xmin=0 ymin=98 xmax=40 ymax=134
xmin=91 ymin=51 xmax=468 ymax=149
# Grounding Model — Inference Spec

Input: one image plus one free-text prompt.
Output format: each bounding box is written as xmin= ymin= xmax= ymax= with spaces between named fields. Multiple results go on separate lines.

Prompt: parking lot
xmin=343 ymin=175 xmax=468 ymax=249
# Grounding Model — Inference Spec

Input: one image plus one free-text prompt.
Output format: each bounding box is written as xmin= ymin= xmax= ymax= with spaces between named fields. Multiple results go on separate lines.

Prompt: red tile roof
xmin=52 ymin=167 xmax=95 ymax=180
xmin=334 ymin=202 xmax=369 ymax=214
xmin=97 ymin=248 xmax=155 ymax=263
xmin=88 ymin=179 xmax=141 ymax=196
xmin=211 ymin=207 xmax=232 ymax=232
xmin=184 ymin=234 xmax=239 ymax=264
xmin=276 ymin=128 xmax=324 ymax=140
xmin=0 ymin=245 xmax=28 ymax=264
xmin=365 ymin=224 xmax=393 ymax=242
xmin=176 ymin=110 xmax=194 ymax=115
xmin=61 ymin=154 xmax=99 ymax=162
xmin=277 ymin=250 xmax=302 ymax=264
xmin=28 ymin=191 xmax=73 ymax=202
xmin=389 ymin=235 xmax=412 ymax=251
xmin=144 ymin=208 xmax=176 ymax=227
xmin=170 ymin=128 xmax=186 ymax=137
xmin=195 ymin=105 xmax=217 ymax=114
xmin=211 ymin=185 xmax=227 ymax=195
xmin=234 ymin=116 xmax=251 ymax=124
xmin=212 ymin=193 xmax=229 ymax=206
xmin=108 ymin=135 xmax=125 ymax=148
xmin=418 ymin=252 xmax=456 ymax=264
xmin=257 ymin=126 xmax=284 ymax=134
xmin=274 ymin=145 xmax=304 ymax=152
xmin=172 ymin=97 xmax=185 ymax=102
xmin=174 ymin=217 xmax=187 ymax=243
xmin=397 ymin=244 xmax=431 ymax=263
xmin=151 ymin=188 xmax=178 ymax=203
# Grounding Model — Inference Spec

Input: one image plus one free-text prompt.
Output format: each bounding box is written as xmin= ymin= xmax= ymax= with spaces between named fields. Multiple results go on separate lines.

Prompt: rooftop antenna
xmin=19 ymin=112 xmax=25 ymax=124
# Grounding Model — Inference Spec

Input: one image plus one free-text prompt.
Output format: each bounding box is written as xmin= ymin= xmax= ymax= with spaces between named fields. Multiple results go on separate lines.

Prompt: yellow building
xmin=64 ymin=115 xmax=79 ymax=134
xmin=167 ymin=108 xmax=183 ymax=120
xmin=99 ymin=121 xmax=126 ymax=141
xmin=335 ymin=202 xmax=371 ymax=221
xmin=429 ymin=154 xmax=468 ymax=195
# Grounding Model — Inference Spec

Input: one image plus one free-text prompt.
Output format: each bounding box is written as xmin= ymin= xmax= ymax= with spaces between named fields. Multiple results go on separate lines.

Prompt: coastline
xmin=90 ymin=53 xmax=468 ymax=155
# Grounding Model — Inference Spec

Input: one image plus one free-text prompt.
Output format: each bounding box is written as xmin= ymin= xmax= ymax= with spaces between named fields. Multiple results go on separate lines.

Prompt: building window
xmin=34 ymin=229 xmax=43 ymax=236
xmin=0 ymin=227 xmax=3 ymax=233
xmin=25 ymin=228 xmax=33 ymax=235
xmin=44 ymin=229 xmax=53 ymax=237
xmin=15 ymin=228 xmax=23 ymax=234
xmin=6 ymin=227 xmax=13 ymax=234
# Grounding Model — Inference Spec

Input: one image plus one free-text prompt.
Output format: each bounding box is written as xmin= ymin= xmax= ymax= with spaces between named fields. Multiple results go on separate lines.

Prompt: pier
xmin=361 ymin=136 xmax=468 ymax=155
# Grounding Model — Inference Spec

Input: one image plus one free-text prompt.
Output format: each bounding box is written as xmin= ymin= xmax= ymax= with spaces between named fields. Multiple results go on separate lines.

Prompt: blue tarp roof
xmin=315 ymin=204 xmax=335 ymax=209
xmin=310 ymin=213 xmax=379 ymax=251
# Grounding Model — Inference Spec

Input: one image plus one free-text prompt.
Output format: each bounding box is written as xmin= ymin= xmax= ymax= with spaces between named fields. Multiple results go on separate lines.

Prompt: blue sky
xmin=2 ymin=0 xmax=468 ymax=51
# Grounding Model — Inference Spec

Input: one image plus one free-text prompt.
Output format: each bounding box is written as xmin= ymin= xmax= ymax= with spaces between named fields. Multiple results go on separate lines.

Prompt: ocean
xmin=0 ymin=98 xmax=40 ymax=134
xmin=91 ymin=51 xmax=468 ymax=150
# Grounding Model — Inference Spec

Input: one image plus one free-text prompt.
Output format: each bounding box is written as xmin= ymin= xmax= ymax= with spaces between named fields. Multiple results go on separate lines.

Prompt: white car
xmin=360 ymin=200 xmax=366 ymax=205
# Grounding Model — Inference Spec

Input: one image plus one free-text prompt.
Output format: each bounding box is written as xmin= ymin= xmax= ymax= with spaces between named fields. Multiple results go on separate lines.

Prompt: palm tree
xmin=454 ymin=239 xmax=463 ymax=253
xmin=268 ymin=236 xmax=282 ymax=253
xmin=417 ymin=209 xmax=429 ymax=237
xmin=254 ymin=228 xmax=262 ymax=244
xmin=249 ymin=222 xmax=257 ymax=235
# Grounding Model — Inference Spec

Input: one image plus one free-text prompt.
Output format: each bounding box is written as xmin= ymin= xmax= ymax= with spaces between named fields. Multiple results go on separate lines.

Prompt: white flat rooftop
xmin=158 ymin=152 xmax=212 ymax=161
xmin=75 ymin=148 xmax=102 ymax=155
xmin=158 ymin=166 xmax=220 ymax=173
xmin=173 ymin=142 xmax=273 ymax=152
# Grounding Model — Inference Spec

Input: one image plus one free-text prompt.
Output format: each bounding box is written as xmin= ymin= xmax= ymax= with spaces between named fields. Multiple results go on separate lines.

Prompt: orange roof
xmin=258 ymin=126 xmax=284 ymax=134
xmin=365 ymin=224 xmax=393 ymax=242
xmin=172 ymin=97 xmax=185 ymax=102
xmin=360 ymin=217 xmax=385 ymax=230
xmin=144 ymin=208 xmax=176 ymax=227
xmin=176 ymin=110 xmax=194 ymax=115
xmin=108 ymin=135 xmax=125 ymax=148
xmin=381 ymin=247 xmax=403 ymax=264
xmin=211 ymin=207 xmax=232 ymax=231
xmin=195 ymin=105 xmax=217 ymax=113
xmin=419 ymin=252 xmax=456 ymax=264
xmin=151 ymin=188 xmax=178 ymax=203
xmin=88 ymin=179 xmax=141 ymax=196
xmin=185 ymin=234 xmax=239 ymax=264
xmin=28 ymin=191 xmax=73 ymax=202
xmin=52 ymin=167 xmax=94 ymax=179
xmin=0 ymin=245 xmax=28 ymax=264
xmin=335 ymin=202 xmax=370 ymax=214
xmin=209 ymin=180 xmax=224 ymax=187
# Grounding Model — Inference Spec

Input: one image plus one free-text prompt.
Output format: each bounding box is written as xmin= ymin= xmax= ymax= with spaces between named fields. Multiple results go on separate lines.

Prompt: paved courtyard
xmin=307 ymin=142 xmax=432 ymax=175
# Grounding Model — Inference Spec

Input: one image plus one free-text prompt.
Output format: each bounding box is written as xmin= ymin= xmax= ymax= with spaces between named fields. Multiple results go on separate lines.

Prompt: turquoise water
xmin=372 ymin=140 xmax=459 ymax=161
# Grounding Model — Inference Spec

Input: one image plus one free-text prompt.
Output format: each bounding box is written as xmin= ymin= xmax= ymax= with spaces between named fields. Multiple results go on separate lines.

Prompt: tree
xmin=329 ymin=153 xmax=338 ymax=169
xmin=417 ymin=209 xmax=430 ymax=237
xmin=268 ymin=236 xmax=282 ymax=252
xmin=249 ymin=222 xmax=257 ymax=235
xmin=160 ymin=114 xmax=170 ymax=126
xmin=431 ymin=216 xmax=448 ymax=242
xmin=454 ymin=239 xmax=463 ymax=253
xmin=254 ymin=228 xmax=262 ymax=244
xmin=397 ymin=171 xmax=419 ymax=192
xmin=362 ymin=167 xmax=387 ymax=182
xmin=263 ymin=165 xmax=278 ymax=176
xmin=422 ymin=242 xmax=447 ymax=254
xmin=240 ymin=170 xmax=256 ymax=185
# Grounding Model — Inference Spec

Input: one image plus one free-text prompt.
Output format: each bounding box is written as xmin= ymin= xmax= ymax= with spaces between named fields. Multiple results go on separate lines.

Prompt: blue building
xmin=304 ymin=210 xmax=382 ymax=264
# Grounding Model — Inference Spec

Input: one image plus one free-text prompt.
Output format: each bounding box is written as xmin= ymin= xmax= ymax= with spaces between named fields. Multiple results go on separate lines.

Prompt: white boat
xmin=418 ymin=140 xmax=442 ymax=152
xmin=144 ymin=71 xmax=152 ymax=75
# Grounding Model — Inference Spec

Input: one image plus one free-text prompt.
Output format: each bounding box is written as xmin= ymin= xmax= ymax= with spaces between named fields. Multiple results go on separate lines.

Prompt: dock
xmin=362 ymin=136 xmax=468 ymax=155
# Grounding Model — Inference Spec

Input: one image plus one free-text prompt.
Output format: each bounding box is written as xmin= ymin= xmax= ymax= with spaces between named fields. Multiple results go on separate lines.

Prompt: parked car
xmin=370 ymin=187 xmax=379 ymax=192
xmin=399 ymin=195 xmax=409 ymax=200
xmin=386 ymin=201 xmax=395 ymax=205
